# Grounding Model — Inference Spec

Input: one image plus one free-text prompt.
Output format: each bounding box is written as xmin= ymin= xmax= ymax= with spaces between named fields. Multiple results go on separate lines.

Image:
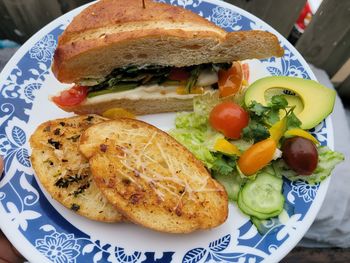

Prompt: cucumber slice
xmin=251 ymin=216 xmax=280 ymax=235
xmin=251 ymin=201 xmax=294 ymax=235
xmin=238 ymin=191 xmax=282 ymax=219
xmin=237 ymin=172 xmax=284 ymax=219
xmin=215 ymin=173 xmax=245 ymax=202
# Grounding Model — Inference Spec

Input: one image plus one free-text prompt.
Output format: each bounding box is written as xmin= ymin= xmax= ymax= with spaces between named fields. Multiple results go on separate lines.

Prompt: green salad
xmin=170 ymin=77 xmax=344 ymax=224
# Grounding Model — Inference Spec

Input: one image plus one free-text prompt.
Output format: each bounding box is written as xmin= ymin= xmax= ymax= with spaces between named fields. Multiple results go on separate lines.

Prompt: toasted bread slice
xmin=52 ymin=0 xmax=283 ymax=84
xmin=30 ymin=115 xmax=124 ymax=222
xmin=79 ymin=118 xmax=228 ymax=233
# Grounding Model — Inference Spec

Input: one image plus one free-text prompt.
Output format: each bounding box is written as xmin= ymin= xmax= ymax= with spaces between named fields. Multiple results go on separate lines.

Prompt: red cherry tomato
xmin=168 ymin=68 xmax=190 ymax=81
xmin=209 ymin=102 xmax=249 ymax=139
xmin=52 ymin=85 xmax=88 ymax=107
xmin=218 ymin=62 xmax=243 ymax=97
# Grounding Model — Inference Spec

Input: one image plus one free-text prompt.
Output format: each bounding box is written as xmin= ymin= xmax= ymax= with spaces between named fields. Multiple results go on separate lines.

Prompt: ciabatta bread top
xmin=30 ymin=115 xmax=124 ymax=222
xmin=79 ymin=118 xmax=228 ymax=233
xmin=52 ymin=0 xmax=284 ymax=84
xmin=59 ymin=0 xmax=226 ymax=41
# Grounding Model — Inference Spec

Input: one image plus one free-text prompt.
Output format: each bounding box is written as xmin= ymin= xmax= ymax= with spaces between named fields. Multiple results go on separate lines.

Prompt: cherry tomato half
xmin=209 ymin=102 xmax=249 ymax=139
xmin=168 ymin=68 xmax=190 ymax=81
xmin=52 ymin=85 xmax=88 ymax=107
xmin=218 ymin=62 xmax=243 ymax=97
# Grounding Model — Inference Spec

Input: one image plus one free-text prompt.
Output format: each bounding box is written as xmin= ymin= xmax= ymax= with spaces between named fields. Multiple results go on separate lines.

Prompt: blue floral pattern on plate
xmin=36 ymin=228 xmax=81 ymax=263
xmin=0 ymin=0 xmax=331 ymax=262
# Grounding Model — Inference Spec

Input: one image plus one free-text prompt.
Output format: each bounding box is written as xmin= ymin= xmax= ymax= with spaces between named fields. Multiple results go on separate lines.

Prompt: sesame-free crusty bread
xmin=52 ymin=0 xmax=284 ymax=84
xmin=79 ymin=118 xmax=228 ymax=233
xmin=30 ymin=115 xmax=124 ymax=222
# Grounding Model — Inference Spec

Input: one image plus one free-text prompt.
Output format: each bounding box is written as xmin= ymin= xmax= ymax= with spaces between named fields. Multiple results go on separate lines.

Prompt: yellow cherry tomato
xmin=102 ymin=108 xmax=135 ymax=119
xmin=238 ymin=138 xmax=277 ymax=176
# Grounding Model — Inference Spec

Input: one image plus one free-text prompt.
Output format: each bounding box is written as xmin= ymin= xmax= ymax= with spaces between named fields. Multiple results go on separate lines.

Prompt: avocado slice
xmin=244 ymin=76 xmax=336 ymax=129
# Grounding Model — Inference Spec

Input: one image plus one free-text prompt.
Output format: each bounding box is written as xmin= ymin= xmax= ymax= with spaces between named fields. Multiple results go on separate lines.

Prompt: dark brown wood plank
xmin=2 ymin=0 xmax=62 ymax=42
xmin=224 ymin=0 xmax=307 ymax=37
xmin=0 ymin=1 xmax=23 ymax=43
xmin=296 ymin=0 xmax=350 ymax=77
xmin=282 ymin=247 xmax=350 ymax=263
xmin=337 ymin=74 xmax=350 ymax=99
xmin=57 ymin=0 xmax=92 ymax=13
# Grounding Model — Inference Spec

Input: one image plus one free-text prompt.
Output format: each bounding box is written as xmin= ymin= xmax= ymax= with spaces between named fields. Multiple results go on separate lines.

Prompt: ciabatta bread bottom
xmin=57 ymin=94 xmax=196 ymax=115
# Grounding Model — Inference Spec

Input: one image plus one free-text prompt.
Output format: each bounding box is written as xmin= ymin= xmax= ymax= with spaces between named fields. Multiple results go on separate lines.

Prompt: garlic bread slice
xmin=80 ymin=118 xmax=228 ymax=233
xmin=30 ymin=115 xmax=124 ymax=222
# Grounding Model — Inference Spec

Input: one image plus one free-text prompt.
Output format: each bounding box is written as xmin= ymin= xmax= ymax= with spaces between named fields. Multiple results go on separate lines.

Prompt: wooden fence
xmin=0 ymin=0 xmax=349 ymax=96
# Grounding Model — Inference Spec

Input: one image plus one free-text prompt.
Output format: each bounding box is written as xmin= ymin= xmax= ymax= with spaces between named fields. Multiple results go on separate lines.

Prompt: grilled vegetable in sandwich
xmin=51 ymin=0 xmax=284 ymax=115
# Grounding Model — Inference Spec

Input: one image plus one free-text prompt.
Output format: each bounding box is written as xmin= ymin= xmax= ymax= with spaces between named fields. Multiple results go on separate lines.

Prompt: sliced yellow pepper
xmin=269 ymin=117 xmax=287 ymax=143
xmin=175 ymin=86 xmax=186 ymax=95
xmin=102 ymin=108 xmax=135 ymax=119
xmin=284 ymin=128 xmax=319 ymax=144
xmin=214 ymin=138 xmax=241 ymax=156
xmin=176 ymin=86 xmax=204 ymax=95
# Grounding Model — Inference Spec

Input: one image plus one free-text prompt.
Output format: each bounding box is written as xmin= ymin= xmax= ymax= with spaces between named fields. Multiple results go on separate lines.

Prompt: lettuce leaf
xmin=175 ymin=112 xmax=207 ymax=131
xmin=193 ymin=91 xmax=221 ymax=116
xmin=170 ymin=126 xmax=221 ymax=168
xmin=214 ymin=170 xmax=245 ymax=201
xmin=275 ymin=146 xmax=344 ymax=184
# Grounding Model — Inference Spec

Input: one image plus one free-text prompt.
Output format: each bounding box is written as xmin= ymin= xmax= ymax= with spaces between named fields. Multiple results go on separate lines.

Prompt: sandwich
xmin=51 ymin=0 xmax=284 ymax=115
xmin=30 ymin=114 xmax=124 ymax=222
xmin=79 ymin=118 xmax=228 ymax=233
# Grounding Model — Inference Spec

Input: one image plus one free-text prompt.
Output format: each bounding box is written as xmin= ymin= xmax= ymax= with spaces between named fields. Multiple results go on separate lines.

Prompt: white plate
xmin=0 ymin=0 xmax=333 ymax=262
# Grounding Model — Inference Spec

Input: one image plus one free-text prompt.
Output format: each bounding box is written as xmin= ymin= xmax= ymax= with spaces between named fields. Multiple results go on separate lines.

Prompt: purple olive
xmin=282 ymin=136 xmax=318 ymax=175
